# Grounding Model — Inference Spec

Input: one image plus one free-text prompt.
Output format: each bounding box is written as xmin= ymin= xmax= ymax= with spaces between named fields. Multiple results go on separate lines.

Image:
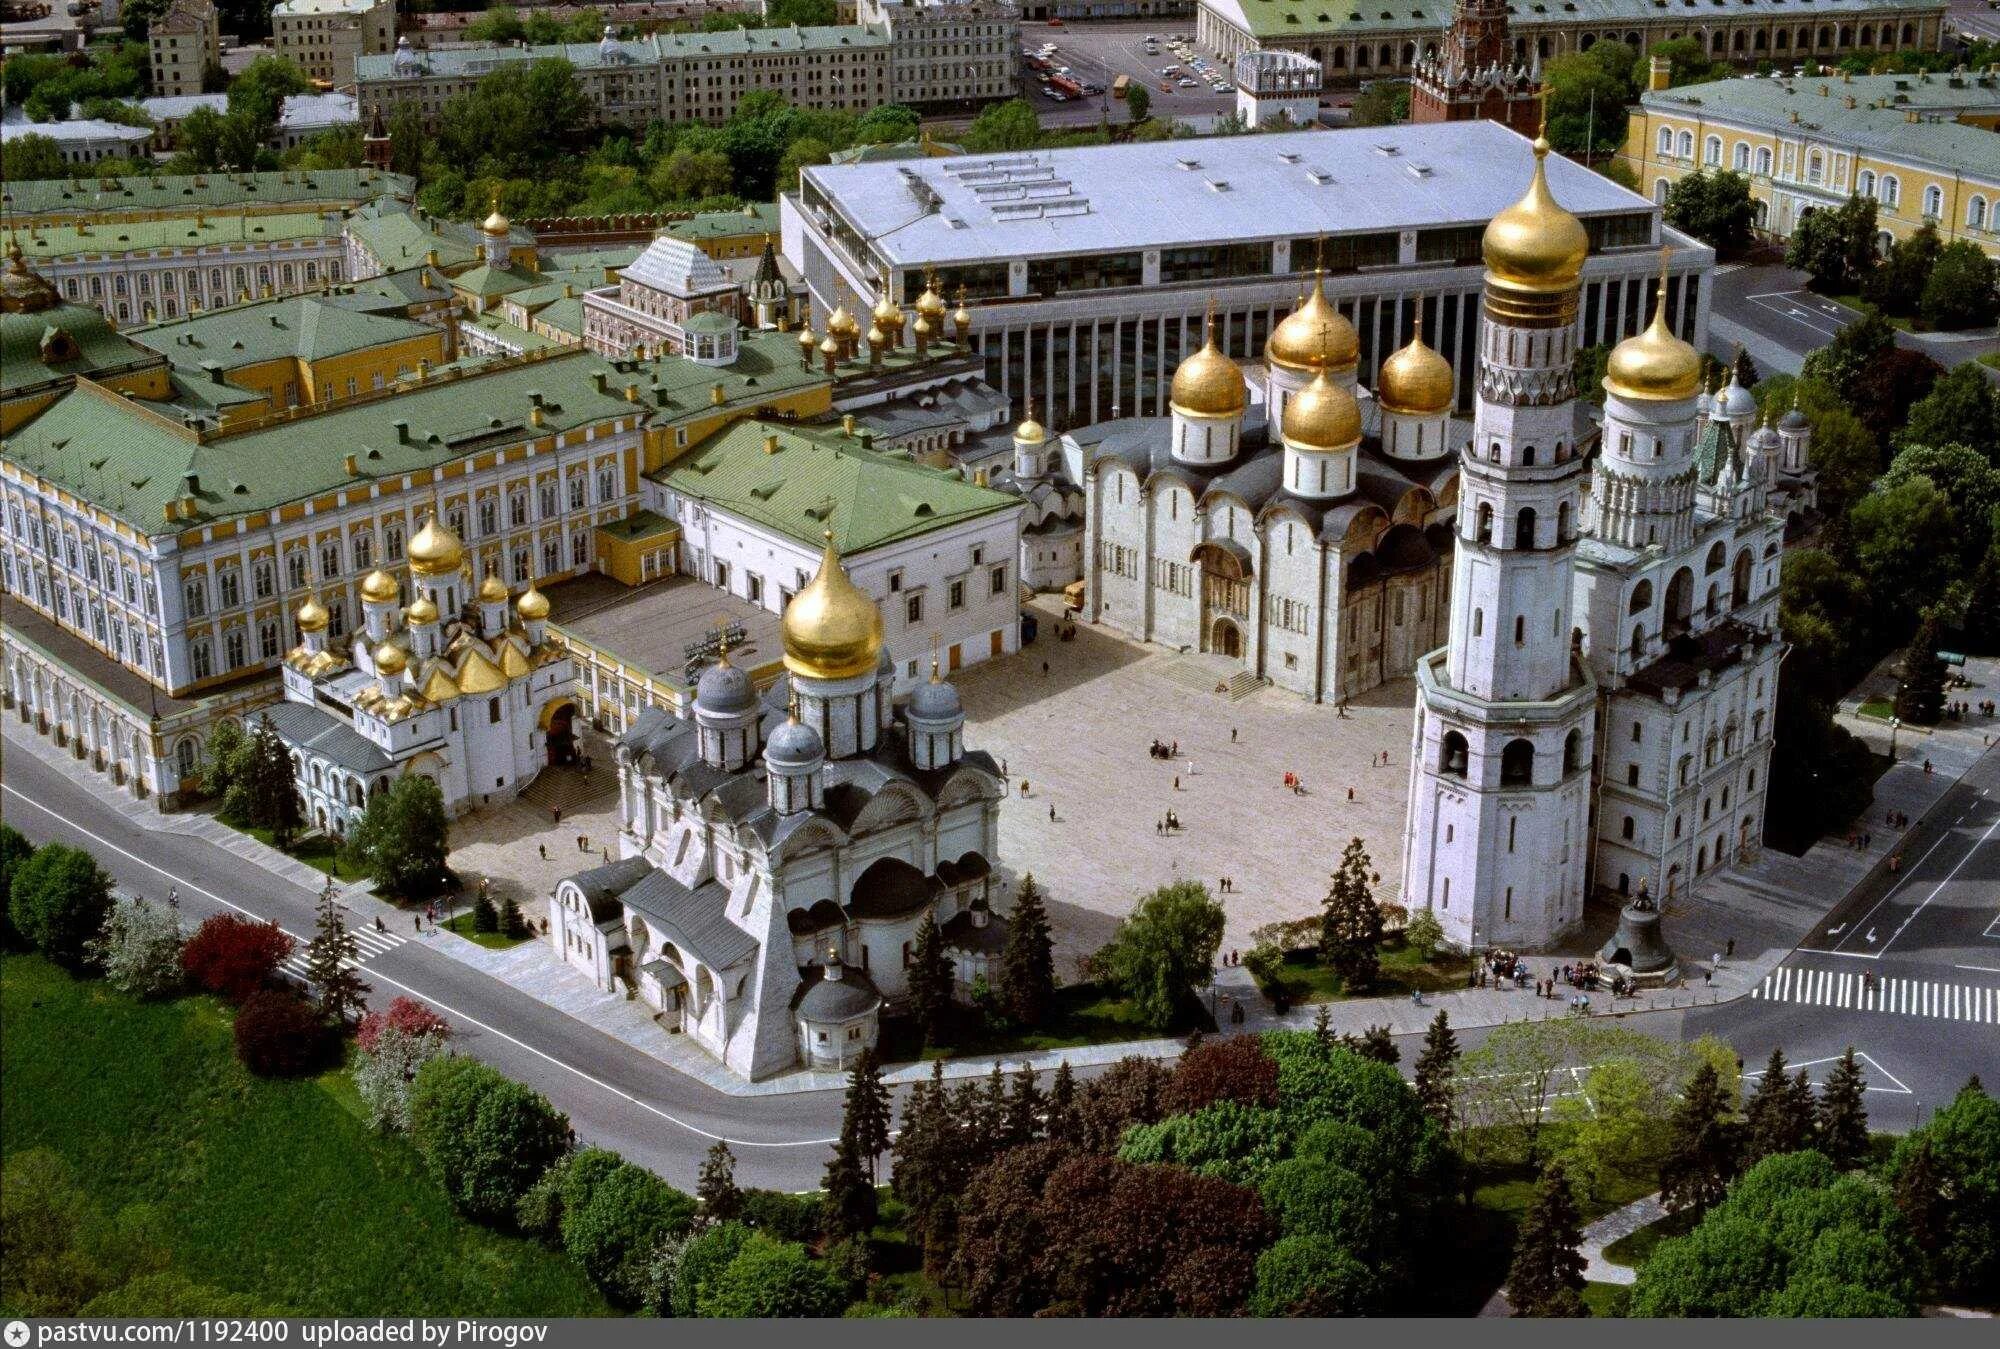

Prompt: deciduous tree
xmin=8 ymin=844 xmax=114 ymax=969
xmin=181 ymin=913 xmax=292 ymax=1003
xmin=233 ymin=988 xmax=331 ymax=1077
xmin=1091 ymin=880 xmax=1224 ymax=1029
xmin=407 ymin=1055 xmax=572 ymax=1224
xmin=342 ymin=775 xmax=450 ymax=898
xmin=88 ymin=899 xmax=185 ymax=999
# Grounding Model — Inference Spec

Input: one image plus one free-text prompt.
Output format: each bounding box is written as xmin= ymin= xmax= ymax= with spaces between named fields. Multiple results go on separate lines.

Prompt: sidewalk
xmin=1579 ymin=1192 xmax=1666 ymax=1287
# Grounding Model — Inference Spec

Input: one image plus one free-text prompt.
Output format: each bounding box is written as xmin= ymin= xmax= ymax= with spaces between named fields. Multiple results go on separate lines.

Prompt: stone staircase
xmin=520 ymin=760 xmax=616 ymax=816
xmin=1223 ymin=670 xmax=1269 ymax=701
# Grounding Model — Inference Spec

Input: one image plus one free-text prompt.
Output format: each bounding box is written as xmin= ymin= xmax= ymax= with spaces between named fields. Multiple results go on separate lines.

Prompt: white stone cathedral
xmin=1399 ymin=131 xmax=1799 ymax=954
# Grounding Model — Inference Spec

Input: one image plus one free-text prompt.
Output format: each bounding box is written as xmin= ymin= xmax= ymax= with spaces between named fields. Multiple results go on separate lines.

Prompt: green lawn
xmin=1981 ymin=351 xmax=2000 ymax=371
xmin=0 ymin=954 xmax=609 ymax=1317
xmin=218 ymin=813 xmax=368 ymax=883
xmin=1254 ymin=938 xmax=1471 ymax=1007
xmin=441 ymin=911 xmax=533 ymax=950
xmin=1856 ymin=696 xmax=1895 ymax=721
xmin=876 ymin=982 xmax=1208 ymax=1065
xmin=1829 ymin=295 xmax=1914 ymax=331
xmin=1582 ymin=1281 xmax=1631 ymax=1317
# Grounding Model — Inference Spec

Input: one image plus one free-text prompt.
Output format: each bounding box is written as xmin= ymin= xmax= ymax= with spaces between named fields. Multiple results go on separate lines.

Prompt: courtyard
xmin=955 ymin=596 xmax=1418 ymax=975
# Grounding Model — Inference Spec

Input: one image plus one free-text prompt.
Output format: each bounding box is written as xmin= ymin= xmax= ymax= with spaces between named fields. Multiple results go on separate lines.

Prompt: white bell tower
xmin=1400 ymin=130 xmax=1597 ymax=952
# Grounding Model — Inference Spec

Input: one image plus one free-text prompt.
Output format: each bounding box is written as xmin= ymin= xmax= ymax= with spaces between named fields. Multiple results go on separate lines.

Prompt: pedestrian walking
xmin=1346 ymin=786 xmax=1354 ymax=801
xmin=1230 ymin=727 xmax=1238 ymax=742
xmin=1021 ymin=780 xmax=1031 ymax=797
xmin=1173 ymin=775 xmax=1181 ymax=791
xmin=1042 ymin=660 xmax=1050 ymax=677
xmin=552 ymin=805 xmax=562 ymax=825
xmin=539 ymin=843 xmax=548 ymax=860
xmin=1725 ymin=937 xmax=1735 ymax=958
xmin=1048 ymin=803 xmax=1056 ymax=822
xmin=414 ymin=915 xmax=422 ymax=933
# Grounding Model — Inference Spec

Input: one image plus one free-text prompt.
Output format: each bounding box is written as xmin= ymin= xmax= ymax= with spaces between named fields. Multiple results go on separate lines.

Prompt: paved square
xmin=956 ymin=597 xmax=1417 ymax=975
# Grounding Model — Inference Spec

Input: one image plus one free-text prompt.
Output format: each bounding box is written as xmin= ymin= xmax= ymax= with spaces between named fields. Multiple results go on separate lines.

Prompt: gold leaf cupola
xmin=407 ymin=515 xmax=466 ymax=577
xmin=1376 ymin=312 xmax=1456 ymax=417
xmin=1266 ymin=270 xmax=1358 ymax=374
xmin=1169 ymin=309 xmax=1247 ymax=418
xmin=1481 ymin=128 xmax=1590 ymax=322
xmin=1604 ymin=249 xmax=1703 ymax=403
xmin=782 ymin=531 xmax=884 ymax=682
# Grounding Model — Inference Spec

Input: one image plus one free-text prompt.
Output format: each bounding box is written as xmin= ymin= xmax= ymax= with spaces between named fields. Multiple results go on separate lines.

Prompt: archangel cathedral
xmin=548 ymin=534 xmax=1008 ymax=1080
xmin=1397 ymin=128 xmax=1803 ymax=952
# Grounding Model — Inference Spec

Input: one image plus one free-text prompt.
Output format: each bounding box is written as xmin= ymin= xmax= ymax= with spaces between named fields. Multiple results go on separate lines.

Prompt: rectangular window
xmin=906 ymin=593 xmax=924 ymax=624
xmin=990 ymin=563 xmax=1008 ymax=596
xmin=948 ymin=579 xmax=965 ymax=611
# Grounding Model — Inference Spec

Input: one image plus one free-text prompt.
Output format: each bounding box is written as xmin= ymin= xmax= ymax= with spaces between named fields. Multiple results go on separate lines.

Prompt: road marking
xmin=1956 ymin=963 xmax=2000 ymax=975
xmin=1880 ymin=811 xmax=2000 ymax=955
xmin=0 ymin=783 xmax=839 ymax=1151
xmin=1751 ymin=965 xmax=2000 ymax=1025
xmin=1815 ymin=802 xmax=1999 ymax=956
xmin=1742 ymin=1052 xmax=1913 ymax=1095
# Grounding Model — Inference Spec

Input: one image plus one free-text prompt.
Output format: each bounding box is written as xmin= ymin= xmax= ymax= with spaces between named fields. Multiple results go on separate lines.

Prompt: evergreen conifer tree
xmin=907 ymin=909 xmax=954 ymax=1047
xmin=472 ymin=888 xmax=500 ymax=933
xmin=1005 ymin=1066 xmax=1045 ymax=1149
xmin=1000 ymin=872 xmax=1056 ymax=1027
xmin=1897 ymin=612 xmax=1948 ymax=725
xmin=1816 ymin=1047 xmax=1869 ymax=1169
xmin=304 ymin=887 xmax=370 ymax=1024
xmin=697 ymin=1140 xmax=743 ymax=1224
xmin=891 ymin=1062 xmax=952 ymax=1233
xmin=245 ymin=715 xmax=305 ymax=846
xmin=843 ymin=1047 xmax=892 ymax=1182
xmin=1891 ymin=1137 xmax=1943 ymax=1264
xmin=1312 ymin=1004 xmax=1333 ymax=1045
xmin=500 ymin=892 xmax=531 ymax=939
xmin=980 ymin=1063 xmax=1008 ymax=1140
xmin=1045 ymin=1060 xmax=1079 ymax=1140
xmin=1507 ymin=1162 xmax=1587 ymax=1317
xmin=819 ymin=1130 xmax=877 ymax=1244
xmin=1413 ymin=1009 xmax=1459 ymax=1129
xmin=1659 ymin=1061 xmax=1740 ymax=1217
xmin=1341 ymin=1024 xmax=1399 ymax=1065
xmin=1743 ymin=1047 xmax=1815 ymax=1165
xmin=1320 ymin=837 xmax=1383 ymax=992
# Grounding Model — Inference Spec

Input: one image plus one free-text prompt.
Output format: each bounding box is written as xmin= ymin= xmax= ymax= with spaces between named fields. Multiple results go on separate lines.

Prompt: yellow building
xmin=661 ymin=202 xmax=783 ymax=261
xmin=1622 ymin=64 xmax=2000 ymax=258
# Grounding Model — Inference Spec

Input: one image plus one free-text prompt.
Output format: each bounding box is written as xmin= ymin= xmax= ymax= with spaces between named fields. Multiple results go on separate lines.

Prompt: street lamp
xmin=1889 ymin=715 xmax=1901 ymax=763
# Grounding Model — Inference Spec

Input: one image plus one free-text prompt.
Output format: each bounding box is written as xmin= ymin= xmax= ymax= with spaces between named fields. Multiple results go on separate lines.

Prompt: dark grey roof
xmin=793 ymin=965 xmax=882 ymax=1022
xmin=942 ymin=905 xmax=1008 ymax=957
xmin=618 ymin=867 xmax=759 ymax=971
xmin=1778 ymin=407 xmax=1809 ymax=432
xmin=848 ymin=856 xmax=934 ymax=920
xmin=259 ymin=700 xmax=394 ymax=775
xmin=696 ymin=658 xmax=755 ymax=714
xmin=565 ymin=854 xmax=654 ymax=922
xmin=640 ymin=957 xmax=687 ymax=988
xmin=765 ymin=716 xmax=824 ymax=766
xmin=907 ymin=676 xmax=962 ymax=722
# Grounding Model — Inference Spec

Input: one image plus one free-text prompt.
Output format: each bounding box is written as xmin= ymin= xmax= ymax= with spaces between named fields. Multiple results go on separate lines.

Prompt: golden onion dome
xmin=866 ymin=324 xmax=887 ymax=348
xmin=1482 ymin=135 xmax=1589 ymax=293
xmin=478 ymin=573 xmax=510 ymax=603
xmin=1376 ymin=317 xmax=1455 ymax=416
xmin=481 ymin=194 xmax=510 ymax=236
xmin=1282 ymin=370 xmax=1363 ymax=452
xmin=819 ymin=334 xmax=841 ymax=356
xmin=516 ymin=583 xmax=550 ymax=621
xmin=872 ymin=292 xmax=903 ymax=327
xmin=914 ymin=281 xmax=947 ymax=320
xmin=1605 ymin=270 xmax=1703 ymax=403
xmin=1015 ymin=416 xmax=1047 ymax=445
xmin=1170 ymin=320 xmax=1247 ymax=418
xmin=782 ymin=531 xmax=884 ymax=681
xmin=374 ymin=641 xmax=408 ymax=675
xmin=952 ymin=301 xmax=972 ymax=329
xmin=406 ymin=595 xmax=439 ymax=624
xmin=911 ymin=314 xmax=933 ymax=338
xmin=359 ymin=568 xmax=400 ymax=603
xmin=797 ymin=325 xmax=818 ymax=349
xmin=1267 ymin=272 xmax=1359 ymax=373
xmin=407 ymin=516 xmax=466 ymax=578
xmin=295 ymin=593 xmax=329 ymax=632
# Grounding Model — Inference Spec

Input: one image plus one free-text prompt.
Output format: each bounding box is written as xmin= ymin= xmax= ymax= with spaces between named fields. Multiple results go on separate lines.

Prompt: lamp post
xmin=1889 ymin=715 xmax=1901 ymax=763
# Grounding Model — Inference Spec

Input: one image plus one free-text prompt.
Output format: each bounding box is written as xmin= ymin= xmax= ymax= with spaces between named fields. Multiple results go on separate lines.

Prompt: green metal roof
xmin=3 ymin=328 xmax=828 ymax=535
xmin=129 ymin=296 xmax=439 ymax=372
xmin=452 ymin=262 xmax=541 ymax=298
xmin=0 ymin=168 xmax=412 ymax=221
xmin=463 ymin=311 xmax=562 ymax=352
xmin=1 ymin=302 xmax=164 ymax=398
xmin=1205 ymin=0 xmax=1939 ymax=42
xmin=664 ymin=202 xmax=781 ymax=243
xmin=659 ymin=419 xmax=1016 ymax=554
xmin=1642 ymin=71 xmax=2000 ymax=181
xmin=15 ymin=211 xmax=339 ymax=261
xmin=596 ymin=508 xmax=677 ymax=542
xmin=530 ymin=296 xmax=586 ymax=337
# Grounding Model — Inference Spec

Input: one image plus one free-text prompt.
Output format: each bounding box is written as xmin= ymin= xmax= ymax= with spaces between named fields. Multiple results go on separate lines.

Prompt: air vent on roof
xmin=1205 ymin=179 xmax=1230 ymax=193
xmin=1406 ymin=163 xmax=1433 ymax=179
xmin=1177 ymin=157 xmax=1201 ymax=170
xmin=1276 ymin=151 xmax=1301 ymax=163
xmin=1373 ymin=143 xmax=1400 ymax=156
xmin=1306 ymin=168 xmax=1334 ymax=184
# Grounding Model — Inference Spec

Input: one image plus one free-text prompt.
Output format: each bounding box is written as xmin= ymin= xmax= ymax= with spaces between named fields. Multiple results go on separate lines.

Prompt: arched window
xmin=1665 ymin=567 xmax=1695 ymax=635
xmin=1882 ymin=175 xmax=1901 ymax=208
xmin=1676 ymin=130 xmax=1693 ymax=159
xmin=1732 ymin=550 xmax=1753 ymax=605
xmin=1733 ymin=142 xmax=1750 ymax=172
xmin=1556 ymin=502 xmax=1570 ymax=543
xmin=1515 ymin=507 xmax=1536 ymax=549
xmin=1563 ymin=729 xmax=1582 ymax=775
xmin=1475 ymin=502 xmax=1493 ymax=543
xmin=1705 ymin=582 xmax=1720 ymax=618
xmin=1630 ymin=624 xmax=1646 ymax=661
xmin=1629 ymin=579 xmax=1654 ymax=614
xmin=1440 ymin=730 xmax=1469 ymax=778
xmin=1704 ymin=135 xmax=1722 ymax=167
xmin=1807 ymin=151 xmax=1824 ymax=185
xmin=1501 ymin=738 xmax=1534 ymax=786
xmin=1923 ymin=184 xmax=1944 ymax=219
xmin=1705 ymin=541 xmax=1727 ymax=573
xmin=1755 ymin=146 xmax=1772 ymax=176
xmin=1858 ymin=169 xmax=1876 ymax=198
xmin=1657 ymin=127 xmax=1673 ymax=157
xmin=1970 ymin=196 xmax=1988 ymax=231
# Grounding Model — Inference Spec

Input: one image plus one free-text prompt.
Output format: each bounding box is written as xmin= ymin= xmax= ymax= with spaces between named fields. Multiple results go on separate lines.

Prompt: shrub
xmin=694 ymin=1232 xmax=848 ymax=1318
xmin=353 ymin=1024 xmax=450 ymax=1132
xmin=1118 ymin=1102 xmax=1291 ymax=1186
xmin=355 ymin=995 xmax=451 ymax=1053
xmin=1161 ymin=1034 xmax=1279 ymax=1116
xmin=668 ymin=1220 xmax=751 ymax=1317
xmin=88 ymin=900 xmax=185 ymax=998
xmin=1249 ymin=1234 xmax=1376 ymax=1317
xmin=181 ymin=913 xmax=293 ymax=1003
xmin=8 ymin=843 xmax=114 ymax=968
xmin=737 ymin=1188 xmax=823 ymax=1242
xmin=559 ymin=1156 xmax=697 ymax=1305
xmin=0 ymin=823 xmax=34 ymax=945
xmin=407 ymin=1055 xmax=571 ymax=1225
xmin=233 ymin=988 xmax=331 ymax=1077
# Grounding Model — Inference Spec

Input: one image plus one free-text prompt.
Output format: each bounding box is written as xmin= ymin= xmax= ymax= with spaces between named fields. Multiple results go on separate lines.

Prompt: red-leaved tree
xmin=1160 ymin=1034 xmax=1280 ymax=1116
xmin=182 ymin=913 xmax=294 ymax=1003
xmin=356 ymin=995 xmax=451 ymax=1053
xmin=234 ymin=988 xmax=331 ymax=1077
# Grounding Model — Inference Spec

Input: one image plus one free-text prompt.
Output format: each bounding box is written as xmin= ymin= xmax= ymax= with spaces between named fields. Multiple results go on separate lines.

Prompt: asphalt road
xmin=1710 ymin=260 xmax=2000 ymax=374
xmin=0 ymin=735 xmax=850 ymax=1192
xmin=1018 ymin=19 xmax=1236 ymax=129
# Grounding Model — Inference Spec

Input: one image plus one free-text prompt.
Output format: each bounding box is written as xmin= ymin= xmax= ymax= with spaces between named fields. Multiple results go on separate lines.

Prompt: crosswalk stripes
xmin=1750 ymin=965 xmax=2000 ymax=1024
xmin=281 ymin=920 xmax=406 ymax=982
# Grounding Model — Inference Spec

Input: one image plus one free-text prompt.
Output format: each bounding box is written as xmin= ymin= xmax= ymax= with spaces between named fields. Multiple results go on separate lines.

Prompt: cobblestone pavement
xmin=955 ymin=597 xmax=1418 ymax=974
xmin=443 ymin=733 xmax=622 ymax=927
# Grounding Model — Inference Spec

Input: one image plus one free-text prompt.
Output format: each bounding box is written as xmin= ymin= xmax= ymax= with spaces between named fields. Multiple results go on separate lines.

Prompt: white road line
xmin=1881 ymin=810 xmax=2000 ymax=955
xmin=0 ymin=783 xmax=839 ymax=1151
xmin=1829 ymin=805 xmax=1997 ymax=956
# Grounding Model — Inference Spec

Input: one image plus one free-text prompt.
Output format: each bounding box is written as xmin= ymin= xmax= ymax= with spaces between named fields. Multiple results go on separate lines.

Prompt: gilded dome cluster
xmin=408 ymin=516 xmax=466 ymax=578
xmin=1282 ymin=370 xmax=1362 ymax=452
xmin=1266 ymin=272 xmax=1359 ymax=374
xmin=782 ymin=532 xmax=884 ymax=681
xmin=1482 ymin=136 xmax=1589 ymax=294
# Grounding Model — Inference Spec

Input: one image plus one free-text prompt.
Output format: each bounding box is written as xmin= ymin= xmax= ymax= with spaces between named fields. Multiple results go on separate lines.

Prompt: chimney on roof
xmin=711 ymin=382 xmax=726 ymax=406
xmin=393 ymin=419 xmax=409 ymax=442
xmin=764 ymin=433 xmax=780 ymax=454
xmin=343 ymin=452 xmax=359 ymax=475
xmin=842 ymin=413 xmax=855 ymax=436
xmin=592 ymin=371 xmax=608 ymax=393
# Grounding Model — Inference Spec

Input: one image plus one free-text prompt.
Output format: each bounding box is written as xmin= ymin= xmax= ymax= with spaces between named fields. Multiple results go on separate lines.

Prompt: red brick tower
xmin=1409 ymin=0 xmax=1540 ymax=138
